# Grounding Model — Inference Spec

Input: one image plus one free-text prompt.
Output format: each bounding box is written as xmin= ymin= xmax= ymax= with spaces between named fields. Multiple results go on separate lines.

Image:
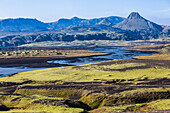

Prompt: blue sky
xmin=0 ymin=0 xmax=170 ymax=25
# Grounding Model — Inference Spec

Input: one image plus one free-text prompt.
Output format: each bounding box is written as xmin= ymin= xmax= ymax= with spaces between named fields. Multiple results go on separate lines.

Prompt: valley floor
xmin=0 ymin=43 xmax=169 ymax=113
xmin=0 ymin=49 xmax=108 ymax=67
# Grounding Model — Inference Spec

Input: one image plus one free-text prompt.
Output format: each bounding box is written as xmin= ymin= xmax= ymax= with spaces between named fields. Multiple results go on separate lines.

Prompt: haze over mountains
xmin=0 ymin=18 xmax=48 ymax=32
xmin=0 ymin=12 xmax=169 ymax=47
xmin=0 ymin=16 xmax=124 ymax=32
xmin=49 ymin=16 xmax=125 ymax=30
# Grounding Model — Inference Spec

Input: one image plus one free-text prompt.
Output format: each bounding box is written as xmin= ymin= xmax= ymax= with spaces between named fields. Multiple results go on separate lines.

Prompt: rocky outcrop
xmin=0 ymin=104 xmax=11 ymax=111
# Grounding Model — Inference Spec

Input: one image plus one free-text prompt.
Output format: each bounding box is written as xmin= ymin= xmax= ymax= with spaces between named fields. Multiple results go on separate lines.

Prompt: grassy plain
xmin=124 ymin=43 xmax=170 ymax=60
xmin=0 ymin=61 xmax=169 ymax=83
xmin=0 ymin=43 xmax=169 ymax=112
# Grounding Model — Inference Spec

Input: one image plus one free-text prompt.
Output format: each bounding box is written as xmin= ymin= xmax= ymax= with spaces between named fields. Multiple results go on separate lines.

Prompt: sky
xmin=0 ymin=0 xmax=170 ymax=25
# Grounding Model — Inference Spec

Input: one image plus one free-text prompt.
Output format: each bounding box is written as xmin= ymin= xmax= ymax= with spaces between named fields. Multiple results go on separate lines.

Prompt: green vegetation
xmin=0 ymin=58 xmax=169 ymax=112
xmin=93 ymin=99 xmax=170 ymax=113
xmin=102 ymin=88 xmax=170 ymax=106
xmin=0 ymin=43 xmax=170 ymax=112
xmin=0 ymin=61 xmax=169 ymax=83
xmin=14 ymin=88 xmax=86 ymax=99
xmin=133 ymin=53 xmax=170 ymax=60
xmin=79 ymin=62 xmax=146 ymax=70
xmin=80 ymin=93 xmax=106 ymax=109
xmin=124 ymin=43 xmax=170 ymax=60
xmin=0 ymin=94 xmax=83 ymax=113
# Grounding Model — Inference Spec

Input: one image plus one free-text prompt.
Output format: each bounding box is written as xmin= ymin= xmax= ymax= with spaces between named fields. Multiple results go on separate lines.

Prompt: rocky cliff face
xmin=0 ymin=31 xmax=143 ymax=47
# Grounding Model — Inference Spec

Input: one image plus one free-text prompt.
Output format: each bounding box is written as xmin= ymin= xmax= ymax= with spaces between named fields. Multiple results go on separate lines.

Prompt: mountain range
xmin=0 ymin=18 xmax=48 ymax=32
xmin=0 ymin=16 xmax=124 ymax=32
xmin=0 ymin=12 xmax=169 ymax=47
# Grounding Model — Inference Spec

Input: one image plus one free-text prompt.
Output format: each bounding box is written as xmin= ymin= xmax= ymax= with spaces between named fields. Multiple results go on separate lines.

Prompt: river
xmin=0 ymin=47 xmax=155 ymax=77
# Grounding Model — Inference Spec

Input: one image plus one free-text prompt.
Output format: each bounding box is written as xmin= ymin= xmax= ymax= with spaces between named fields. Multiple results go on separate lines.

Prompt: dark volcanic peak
xmin=127 ymin=12 xmax=143 ymax=19
xmin=114 ymin=12 xmax=163 ymax=33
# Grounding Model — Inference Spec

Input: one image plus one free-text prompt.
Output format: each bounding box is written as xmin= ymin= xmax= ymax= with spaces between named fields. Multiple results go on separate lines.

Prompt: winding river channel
xmin=0 ymin=47 xmax=155 ymax=77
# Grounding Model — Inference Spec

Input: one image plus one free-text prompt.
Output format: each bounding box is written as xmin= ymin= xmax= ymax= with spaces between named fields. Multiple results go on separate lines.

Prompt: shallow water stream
xmin=0 ymin=47 xmax=155 ymax=77
xmin=48 ymin=47 xmax=155 ymax=65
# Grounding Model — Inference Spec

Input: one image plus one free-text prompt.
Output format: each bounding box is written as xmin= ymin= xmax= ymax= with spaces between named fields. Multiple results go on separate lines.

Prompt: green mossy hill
xmin=0 ymin=60 xmax=169 ymax=83
xmin=0 ymin=59 xmax=169 ymax=112
xmin=91 ymin=99 xmax=170 ymax=113
xmin=0 ymin=94 xmax=84 ymax=113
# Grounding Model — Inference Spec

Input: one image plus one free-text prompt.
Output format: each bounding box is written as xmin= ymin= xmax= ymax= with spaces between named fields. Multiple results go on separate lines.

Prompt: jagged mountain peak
xmin=127 ymin=12 xmax=143 ymax=19
xmin=114 ymin=12 xmax=163 ymax=33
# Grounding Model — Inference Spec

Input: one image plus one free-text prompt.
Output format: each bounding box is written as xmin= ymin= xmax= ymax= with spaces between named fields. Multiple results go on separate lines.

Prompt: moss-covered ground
xmin=0 ymin=43 xmax=169 ymax=112
xmin=124 ymin=43 xmax=170 ymax=60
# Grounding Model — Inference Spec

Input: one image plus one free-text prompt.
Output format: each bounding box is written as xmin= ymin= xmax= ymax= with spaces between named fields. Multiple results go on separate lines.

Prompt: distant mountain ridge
xmin=0 ymin=18 xmax=48 ymax=32
xmin=48 ymin=16 xmax=125 ymax=29
xmin=0 ymin=12 xmax=169 ymax=47
xmin=0 ymin=16 xmax=125 ymax=32
xmin=0 ymin=13 xmax=167 ymax=34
